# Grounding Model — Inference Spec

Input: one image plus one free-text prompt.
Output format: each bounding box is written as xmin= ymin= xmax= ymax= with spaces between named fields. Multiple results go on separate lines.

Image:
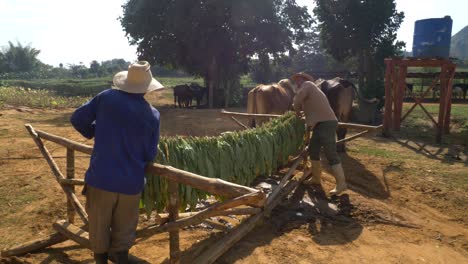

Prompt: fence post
xmin=168 ymin=181 xmax=180 ymax=264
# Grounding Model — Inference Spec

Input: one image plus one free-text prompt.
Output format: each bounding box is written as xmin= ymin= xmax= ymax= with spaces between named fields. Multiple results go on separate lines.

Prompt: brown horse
xmin=247 ymin=77 xmax=377 ymax=152
xmin=246 ymin=79 xmax=295 ymax=127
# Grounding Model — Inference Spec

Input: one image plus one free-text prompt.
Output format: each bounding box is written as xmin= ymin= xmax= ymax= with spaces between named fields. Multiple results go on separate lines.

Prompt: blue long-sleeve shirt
xmin=71 ymin=89 xmax=160 ymax=195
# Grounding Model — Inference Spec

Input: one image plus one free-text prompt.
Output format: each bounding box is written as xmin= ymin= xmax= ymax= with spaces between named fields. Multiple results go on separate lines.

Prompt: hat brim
xmin=112 ymin=71 xmax=165 ymax=94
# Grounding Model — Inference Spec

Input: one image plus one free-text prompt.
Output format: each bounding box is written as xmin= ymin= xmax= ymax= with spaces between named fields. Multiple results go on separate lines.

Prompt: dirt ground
xmin=0 ymin=105 xmax=467 ymax=264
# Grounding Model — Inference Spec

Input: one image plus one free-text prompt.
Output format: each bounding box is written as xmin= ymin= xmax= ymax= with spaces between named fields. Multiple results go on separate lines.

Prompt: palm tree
xmin=2 ymin=41 xmax=41 ymax=72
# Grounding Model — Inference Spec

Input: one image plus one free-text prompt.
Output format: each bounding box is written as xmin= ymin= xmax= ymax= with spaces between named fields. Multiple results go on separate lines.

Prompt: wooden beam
xmin=145 ymin=163 xmax=258 ymax=199
xmin=168 ymin=181 xmax=181 ymax=264
xmin=53 ymin=220 xmax=90 ymax=249
xmin=221 ymin=109 xmax=281 ymax=118
xmin=25 ymin=124 xmax=89 ymax=225
xmin=35 ymin=129 xmax=93 ymax=155
xmin=0 ymin=233 xmax=67 ymax=257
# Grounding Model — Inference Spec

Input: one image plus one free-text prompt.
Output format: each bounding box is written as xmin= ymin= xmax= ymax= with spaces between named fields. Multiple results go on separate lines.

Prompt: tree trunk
xmin=224 ymin=79 xmax=230 ymax=108
xmin=357 ymin=50 xmax=365 ymax=90
xmin=208 ymin=57 xmax=217 ymax=108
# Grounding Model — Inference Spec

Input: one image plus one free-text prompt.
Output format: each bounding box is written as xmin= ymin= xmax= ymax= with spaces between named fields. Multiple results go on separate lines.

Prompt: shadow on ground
xmin=175 ymin=185 xmax=363 ymax=264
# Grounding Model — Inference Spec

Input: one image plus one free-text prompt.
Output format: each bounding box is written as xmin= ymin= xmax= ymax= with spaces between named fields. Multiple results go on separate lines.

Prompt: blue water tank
xmin=412 ymin=16 xmax=452 ymax=58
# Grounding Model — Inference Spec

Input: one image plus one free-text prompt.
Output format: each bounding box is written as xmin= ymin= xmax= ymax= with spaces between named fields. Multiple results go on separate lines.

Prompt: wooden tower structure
xmin=383 ymin=57 xmax=456 ymax=142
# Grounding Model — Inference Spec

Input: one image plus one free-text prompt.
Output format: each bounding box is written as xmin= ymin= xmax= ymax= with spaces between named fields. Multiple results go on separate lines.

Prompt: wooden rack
xmin=1 ymin=123 xmax=312 ymax=264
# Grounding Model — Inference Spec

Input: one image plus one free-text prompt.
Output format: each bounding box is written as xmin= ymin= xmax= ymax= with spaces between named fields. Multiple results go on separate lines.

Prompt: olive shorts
xmin=85 ymin=185 xmax=140 ymax=254
xmin=308 ymin=120 xmax=340 ymax=165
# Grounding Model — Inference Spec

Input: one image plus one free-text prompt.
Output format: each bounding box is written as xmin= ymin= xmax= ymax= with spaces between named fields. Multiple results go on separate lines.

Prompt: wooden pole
xmin=336 ymin=130 xmax=370 ymax=145
xmin=437 ymin=66 xmax=447 ymax=143
xmin=193 ymin=212 xmax=264 ymax=264
xmin=168 ymin=181 xmax=180 ymax=264
xmin=59 ymin=178 xmax=85 ymax=185
xmin=220 ymin=109 xmax=281 ymax=118
xmin=153 ymin=208 xmax=262 ymax=225
xmin=35 ymin=129 xmax=93 ymax=155
xmin=266 ymin=150 xmax=308 ymax=208
xmin=443 ymin=64 xmax=456 ymax=134
xmin=337 ymin=123 xmax=382 ymax=131
xmin=66 ymin=148 xmax=75 ymax=224
xmin=145 ymin=163 xmax=258 ymax=199
xmin=194 ymin=169 xmax=311 ymax=264
xmin=53 ymin=220 xmax=91 ymax=249
xmin=230 ymin=116 xmax=249 ymax=130
xmin=0 ymin=233 xmax=67 ymax=257
xmin=25 ymin=124 xmax=88 ymax=225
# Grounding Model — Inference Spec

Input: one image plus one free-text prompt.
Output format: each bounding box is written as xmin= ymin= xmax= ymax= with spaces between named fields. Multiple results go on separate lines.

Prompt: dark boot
xmin=114 ymin=250 xmax=129 ymax=264
xmin=94 ymin=252 xmax=108 ymax=264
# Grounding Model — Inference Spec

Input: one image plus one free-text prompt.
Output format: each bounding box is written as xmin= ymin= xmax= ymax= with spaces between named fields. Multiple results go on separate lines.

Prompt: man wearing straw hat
xmin=71 ymin=61 xmax=164 ymax=263
xmin=291 ymin=72 xmax=347 ymax=195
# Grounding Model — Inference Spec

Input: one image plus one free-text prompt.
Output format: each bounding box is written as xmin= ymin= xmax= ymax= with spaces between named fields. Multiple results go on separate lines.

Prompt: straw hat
xmin=113 ymin=61 xmax=164 ymax=94
xmin=291 ymin=72 xmax=315 ymax=83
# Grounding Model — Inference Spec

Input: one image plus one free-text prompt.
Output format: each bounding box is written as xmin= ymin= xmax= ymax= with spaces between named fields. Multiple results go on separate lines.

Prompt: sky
xmin=0 ymin=0 xmax=467 ymax=67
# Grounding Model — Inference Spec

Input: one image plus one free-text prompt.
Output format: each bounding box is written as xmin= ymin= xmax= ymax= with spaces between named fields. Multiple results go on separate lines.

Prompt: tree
xmin=120 ymin=0 xmax=313 ymax=107
xmin=0 ymin=41 xmax=41 ymax=73
xmin=314 ymin=0 xmax=404 ymax=98
xmin=89 ymin=60 xmax=101 ymax=77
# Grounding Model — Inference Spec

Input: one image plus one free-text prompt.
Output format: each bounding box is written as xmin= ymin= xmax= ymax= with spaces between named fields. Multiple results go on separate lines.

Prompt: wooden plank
xmin=53 ymin=220 xmax=90 ymax=249
xmin=168 ymin=181 xmax=180 ymax=264
xmin=145 ymin=163 xmax=259 ymax=199
xmin=35 ymin=129 xmax=93 ymax=155
xmin=66 ymin=148 xmax=75 ymax=224
xmin=25 ymin=124 xmax=89 ymax=225
xmin=1 ymin=233 xmax=67 ymax=257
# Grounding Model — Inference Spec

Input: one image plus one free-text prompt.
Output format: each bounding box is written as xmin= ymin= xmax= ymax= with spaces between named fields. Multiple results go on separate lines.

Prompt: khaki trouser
xmin=308 ymin=120 xmax=341 ymax=165
xmin=85 ymin=185 xmax=140 ymax=254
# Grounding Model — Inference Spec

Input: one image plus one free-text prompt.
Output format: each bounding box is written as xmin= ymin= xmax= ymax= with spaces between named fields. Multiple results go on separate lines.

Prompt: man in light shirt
xmin=292 ymin=72 xmax=347 ymax=195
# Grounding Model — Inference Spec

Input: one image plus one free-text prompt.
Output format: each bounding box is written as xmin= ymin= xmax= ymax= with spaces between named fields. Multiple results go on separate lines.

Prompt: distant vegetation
xmin=0 ymin=86 xmax=90 ymax=108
